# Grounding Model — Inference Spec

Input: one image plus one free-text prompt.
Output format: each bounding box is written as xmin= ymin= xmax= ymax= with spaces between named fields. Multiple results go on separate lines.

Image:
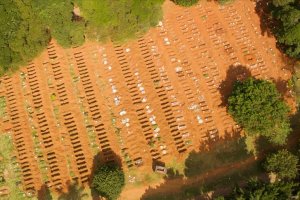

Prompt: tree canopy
xmin=271 ymin=0 xmax=300 ymax=58
xmin=228 ymin=78 xmax=291 ymax=145
xmin=221 ymin=178 xmax=298 ymax=200
xmin=0 ymin=0 xmax=164 ymax=75
xmin=272 ymin=0 xmax=296 ymax=7
xmin=0 ymin=0 xmax=50 ymax=75
xmin=33 ymin=0 xmax=85 ymax=48
xmin=264 ymin=149 xmax=299 ymax=180
xmin=92 ymin=165 xmax=125 ymax=200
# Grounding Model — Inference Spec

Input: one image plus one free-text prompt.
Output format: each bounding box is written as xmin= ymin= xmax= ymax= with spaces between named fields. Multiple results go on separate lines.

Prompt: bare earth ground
xmin=0 ymin=0 xmax=295 ymax=199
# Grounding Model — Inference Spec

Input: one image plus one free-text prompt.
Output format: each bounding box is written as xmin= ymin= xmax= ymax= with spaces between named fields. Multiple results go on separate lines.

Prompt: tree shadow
xmin=218 ymin=64 xmax=252 ymax=107
xmin=273 ymin=78 xmax=292 ymax=99
xmin=37 ymin=184 xmax=53 ymax=200
xmin=288 ymin=107 xmax=300 ymax=153
xmin=254 ymin=0 xmax=299 ymax=67
xmin=37 ymin=149 xmax=123 ymax=200
xmin=255 ymin=136 xmax=281 ymax=157
xmin=290 ymin=107 xmax=300 ymax=131
xmin=254 ymin=0 xmax=275 ymax=37
xmin=90 ymin=149 xmax=122 ymax=181
xmin=184 ymin=134 xmax=249 ymax=178
xmin=140 ymin=169 xmax=185 ymax=200
xmin=140 ymin=132 xmax=257 ymax=200
xmin=57 ymin=180 xmax=88 ymax=200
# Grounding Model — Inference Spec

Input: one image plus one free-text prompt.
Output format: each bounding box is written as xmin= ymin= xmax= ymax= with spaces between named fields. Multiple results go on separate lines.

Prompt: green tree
xmin=0 ymin=0 xmax=164 ymax=74
xmin=264 ymin=149 xmax=299 ymax=180
xmin=271 ymin=0 xmax=300 ymax=58
xmin=171 ymin=0 xmax=199 ymax=7
xmin=92 ymin=165 xmax=125 ymax=200
xmin=272 ymin=0 xmax=295 ymax=7
xmin=228 ymin=78 xmax=291 ymax=145
xmin=0 ymin=0 xmax=50 ymax=74
xmin=227 ymin=179 xmax=298 ymax=200
xmin=33 ymin=0 xmax=85 ymax=48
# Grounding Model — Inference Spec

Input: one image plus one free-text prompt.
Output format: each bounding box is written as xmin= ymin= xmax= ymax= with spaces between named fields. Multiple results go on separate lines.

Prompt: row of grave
xmin=2 ymin=75 xmax=41 ymax=193
xmin=47 ymin=43 xmax=91 ymax=185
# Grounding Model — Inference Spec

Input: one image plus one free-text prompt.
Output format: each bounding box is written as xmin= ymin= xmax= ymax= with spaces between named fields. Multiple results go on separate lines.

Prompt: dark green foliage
xmin=0 ymin=0 xmax=163 ymax=74
xmin=33 ymin=0 xmax=85 ymax=48
xmin=271 ymin=0 xmax=300 ymax=58
xmin=0 ymin=0 xmax=50 ymax=75
xmin=171 ymin=0 xmax=199 ymax=7
xmin=224 ymin=179 xmax=298 ymax=200
xmin=92 ymin=165 xmax=125 ymax=200
xmin=264 ymin=149 xmax=298 ymax=179
xmin=292 ymin=62 xmax=300 ymax=103
xmin=272 ymin=0 xmax=295 ymax=7
xmin=228 ymin=78 xmax=291 ymax=145
xmin=214 ymin=197 xmax=225 ymax=200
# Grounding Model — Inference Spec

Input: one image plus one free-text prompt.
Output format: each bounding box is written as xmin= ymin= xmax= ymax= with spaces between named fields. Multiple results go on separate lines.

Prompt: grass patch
xmin=217 ymin=0 xmax=234 ymax=5
xmin=201 ymin=15 xmax=207 ymax=20
xmin=166 ymin=158 xmax=185 ymax=176
xmin=203 ymin=161 xmax=263 ymax=192
xmin=184 ymin=138 xmax=250 ymax=177
xmin=142 ymin=159 xmax=263 ymax=200
xmin=31 ymin=128 xmax=49 ymax=183
xmin=203 ymin=73 xmax=209 ymax=78
xmin=50 ymin=93 xmax=56 ymax=101
xmin=0 ymin=133 xmax=36 ymax=199
xmin=87 ymin=127 xmax=99 ymax=156
xmin=53 ymin=106 xmax=59 ymax=118
xmin=70 ymin=65 xmax=79 ymax=83
xmin=0 ymin=96 xmax=7 ymax=119
xmin=244 ymin=135 xmax=258 ymax=157
xmin=126 ymin=170 xmax=163 ymax=187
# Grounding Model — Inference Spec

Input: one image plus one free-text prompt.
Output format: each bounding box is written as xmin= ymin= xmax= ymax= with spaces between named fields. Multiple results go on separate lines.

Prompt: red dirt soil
xmin=0 ymin=0 xmax=294 ymax=197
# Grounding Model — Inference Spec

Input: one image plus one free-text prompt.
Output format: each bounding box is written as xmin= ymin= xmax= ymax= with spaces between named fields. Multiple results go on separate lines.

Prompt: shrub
xmin=92 ymin=165 xmax=125 ymax=200
xmin=264 ymin=149 xmax=298 ymax=179
xmin=228 ymin=78 xmax=291 ymax=145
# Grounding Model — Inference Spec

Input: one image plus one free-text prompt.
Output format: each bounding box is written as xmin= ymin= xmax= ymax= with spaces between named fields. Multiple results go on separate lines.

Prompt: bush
xmin=264 ymin=149 xmax=298 ymax=179
xmin=226 ymin=178 xmax=298 ymax=199
xmin=92 ymin=165 xmax=125 ymax=200
xmin=228 ymin=78 xmax=291 ymax=145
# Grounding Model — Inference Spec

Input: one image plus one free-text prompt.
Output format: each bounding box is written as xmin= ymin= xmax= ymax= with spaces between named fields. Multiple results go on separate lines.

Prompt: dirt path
xmin=129 ymin=129 xmax=300 ymax=200
xmin=120 ymin=156 xmax=257 ymax=200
